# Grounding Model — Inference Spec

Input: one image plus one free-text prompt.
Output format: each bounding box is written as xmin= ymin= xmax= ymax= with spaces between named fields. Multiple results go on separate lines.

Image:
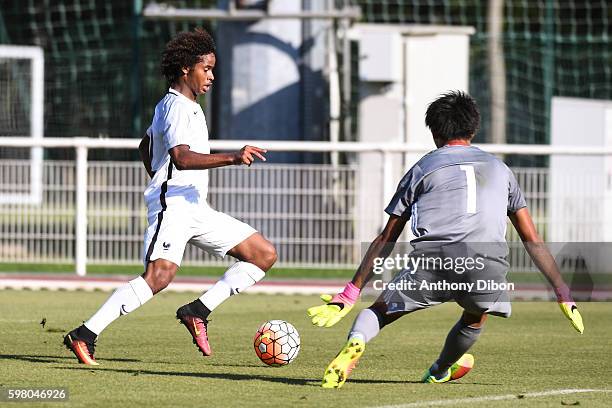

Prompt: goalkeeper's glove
xmin=307 ymin=282 xmax=360 ymax=328
xmin=554 ymin=284 xmax=584 ymax=334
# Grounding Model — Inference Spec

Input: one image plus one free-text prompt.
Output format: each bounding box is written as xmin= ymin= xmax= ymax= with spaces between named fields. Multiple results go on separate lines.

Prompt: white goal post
xmin=0 ymin=45 xmax=44 ymax=204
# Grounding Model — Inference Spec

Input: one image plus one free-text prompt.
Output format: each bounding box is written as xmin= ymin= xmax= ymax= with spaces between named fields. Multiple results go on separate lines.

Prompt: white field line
xmin=373 ymin=389 xmax=612 ymax=408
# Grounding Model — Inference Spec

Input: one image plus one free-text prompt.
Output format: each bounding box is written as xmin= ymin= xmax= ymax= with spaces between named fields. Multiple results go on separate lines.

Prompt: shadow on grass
xmin=56 ymin=366 xmax=318 ymax=386
xmin=449 ymin=381 xmax=503 ymax=386
xmin=54 ymin=366 xmax=418 ymax=386
xmin=143 ymin=361 xmax=270 ymax=368
xmin=0 ymin=354 xmax=141 ymax=364
xmin=208 ymin=362 xmax=267 ymax=368
xmin=3 ymin=355 xmax=501 ymax=387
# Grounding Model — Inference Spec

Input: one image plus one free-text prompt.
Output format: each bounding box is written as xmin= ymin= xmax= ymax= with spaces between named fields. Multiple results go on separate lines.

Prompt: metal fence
xmin=1 ymin=138 xmax=611 ymax=274
xmin=1 ymin=156 xmax=360 ymax=269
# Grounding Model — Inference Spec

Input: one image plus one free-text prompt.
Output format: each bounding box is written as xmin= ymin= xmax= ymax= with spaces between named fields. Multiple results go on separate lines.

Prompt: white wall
xmin=550 ymin=97 xmax=612 ymax=242
xmin=350 ymin=24 xmax=474 ymax=242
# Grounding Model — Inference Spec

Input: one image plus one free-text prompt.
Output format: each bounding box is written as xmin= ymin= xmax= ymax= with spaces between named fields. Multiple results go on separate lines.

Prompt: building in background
xmin=214 ymin=0 xmax=330 ymax=163
xmin=0 ymin=1 xmax=610 ymax=163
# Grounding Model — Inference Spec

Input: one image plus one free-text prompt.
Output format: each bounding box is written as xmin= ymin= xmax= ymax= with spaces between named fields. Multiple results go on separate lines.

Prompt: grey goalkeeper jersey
xmin=385 ymin=145 xmax=526 ymax=246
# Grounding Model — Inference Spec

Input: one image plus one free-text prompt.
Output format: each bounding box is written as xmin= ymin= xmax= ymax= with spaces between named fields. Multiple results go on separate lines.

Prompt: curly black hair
xmin=161 ymin=27 xmax=216 ymax=86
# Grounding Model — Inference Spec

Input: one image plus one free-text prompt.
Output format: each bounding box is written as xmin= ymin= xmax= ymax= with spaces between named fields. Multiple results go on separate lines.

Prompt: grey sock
xmin=431 ymin=318 xmax=482 ymax=377
xmin=348 ymin=308 xmax=382 ymax=343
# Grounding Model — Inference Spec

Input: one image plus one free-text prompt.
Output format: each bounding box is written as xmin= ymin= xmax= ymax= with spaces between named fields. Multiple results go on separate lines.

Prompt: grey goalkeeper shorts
xmin=382 ymin=259 xmax=512 ymax=318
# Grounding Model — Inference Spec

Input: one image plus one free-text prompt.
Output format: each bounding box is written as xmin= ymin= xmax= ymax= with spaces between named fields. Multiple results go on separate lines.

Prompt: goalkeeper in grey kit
xmin=307 ymin=90 xmax=584 ymax=388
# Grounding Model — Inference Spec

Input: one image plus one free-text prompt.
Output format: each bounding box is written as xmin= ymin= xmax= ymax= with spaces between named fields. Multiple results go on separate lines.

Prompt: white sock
xmin=349 ymin=308 xmax=381 ymax=343
xmin=84 ymin=276 xmax=153 ymax=335
xmin=199 ymin=262 xmax=265 ymax=311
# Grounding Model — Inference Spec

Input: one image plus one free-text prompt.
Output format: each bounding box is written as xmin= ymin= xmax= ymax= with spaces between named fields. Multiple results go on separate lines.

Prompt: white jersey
xmin=144 ymin=88 xmax=210 ymax=214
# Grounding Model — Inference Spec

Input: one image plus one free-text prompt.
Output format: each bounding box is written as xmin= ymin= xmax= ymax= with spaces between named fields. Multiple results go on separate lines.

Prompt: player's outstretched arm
xmin=169 ymin=144 xmax=267 ymax=170
xmin=138 ymin=133 xmax=154 ymax=178
xmin=307 ymin=215 xmax=407 ymax=328
xmin=509 ymin=208 xmax=584 ymax=334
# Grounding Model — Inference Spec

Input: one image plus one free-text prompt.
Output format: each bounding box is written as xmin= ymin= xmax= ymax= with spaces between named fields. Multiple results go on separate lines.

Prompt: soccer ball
xmin=253 ymin=320 xmax=300 ymax=366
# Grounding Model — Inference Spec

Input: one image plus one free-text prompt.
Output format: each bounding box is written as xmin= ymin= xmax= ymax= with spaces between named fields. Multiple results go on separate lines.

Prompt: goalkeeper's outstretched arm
xmin=351 ymin=215 xmax=408 ymax=289
xmin=509 ymin=207 xmax=584 ymax=333
xmin=307 ymin=215 xmax=407 ymax=327
xmin=510 ymin=208 xmax=566 ymax=289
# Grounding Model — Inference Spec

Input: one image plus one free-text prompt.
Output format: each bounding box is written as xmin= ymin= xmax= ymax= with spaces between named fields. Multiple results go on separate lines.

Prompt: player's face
xmin=185 ymin=53 xmax=216 ymax=95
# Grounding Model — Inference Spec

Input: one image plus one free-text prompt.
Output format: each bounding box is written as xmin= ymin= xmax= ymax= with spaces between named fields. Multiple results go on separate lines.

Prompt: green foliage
xmin=0 ymin=0 xmax=216 ymax=160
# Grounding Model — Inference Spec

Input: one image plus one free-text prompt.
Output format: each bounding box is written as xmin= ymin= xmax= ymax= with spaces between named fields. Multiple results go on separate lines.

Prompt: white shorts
xmin=142 ymin=206 xmax=257 ymax=267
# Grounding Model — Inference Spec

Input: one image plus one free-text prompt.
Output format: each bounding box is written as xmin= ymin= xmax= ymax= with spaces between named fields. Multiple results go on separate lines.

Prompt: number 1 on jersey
xmin=459 ymin=165 xmax=476 ymax=214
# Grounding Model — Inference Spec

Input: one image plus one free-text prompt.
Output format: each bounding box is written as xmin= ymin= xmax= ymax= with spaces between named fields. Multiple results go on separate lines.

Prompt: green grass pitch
xmin=1 ymin=290 xmax=610 ymax=407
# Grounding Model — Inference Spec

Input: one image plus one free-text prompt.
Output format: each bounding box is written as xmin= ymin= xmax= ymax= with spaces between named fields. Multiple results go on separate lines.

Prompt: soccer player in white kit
xmin=64 ymin=28 xmax=276 ymax=365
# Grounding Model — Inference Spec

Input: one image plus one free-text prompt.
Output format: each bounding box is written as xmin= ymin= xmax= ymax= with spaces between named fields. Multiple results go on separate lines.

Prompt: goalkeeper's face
xmin=184 ymin=53 xmax=216 ymax=95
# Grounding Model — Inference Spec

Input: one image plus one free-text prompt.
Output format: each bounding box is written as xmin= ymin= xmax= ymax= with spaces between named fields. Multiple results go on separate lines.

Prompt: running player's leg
xmin=423 ymin=311 xmax=485 ymax=383
xmin=64 ymin=210 xmax=188 ymax=364
xmin=176 ymin=210 xmax=276 ymax=355
xmin=71 ymin=258 xmax=176 ymax=336
xmin=200 ymin=232 xmax=275 ymax=311
xmin=63 ymin=272 xmax=156 ymax=366
xmin=179 ymin=232 xmax=275 ymax=321
xmin=85 ymin=215 xmax=186 ymax=334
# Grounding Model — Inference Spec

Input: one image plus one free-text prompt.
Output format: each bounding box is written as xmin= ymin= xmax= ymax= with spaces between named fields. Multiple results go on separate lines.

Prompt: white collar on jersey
xmin=168 ymin=88 xmax=200 ymax=106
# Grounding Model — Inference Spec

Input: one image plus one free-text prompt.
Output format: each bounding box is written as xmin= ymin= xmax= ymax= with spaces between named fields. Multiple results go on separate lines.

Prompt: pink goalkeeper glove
xmin=307 ymin=282 xmax=360 ymax=328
